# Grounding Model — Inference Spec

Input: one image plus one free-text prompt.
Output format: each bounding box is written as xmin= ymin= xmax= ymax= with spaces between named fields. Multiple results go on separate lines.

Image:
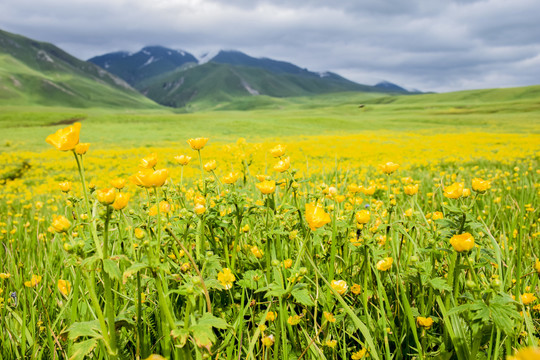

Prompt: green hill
xmin=136 ymin=62 xmax=382 ymax=108
xmin=0 ymin=29 xmax=160 ymax=108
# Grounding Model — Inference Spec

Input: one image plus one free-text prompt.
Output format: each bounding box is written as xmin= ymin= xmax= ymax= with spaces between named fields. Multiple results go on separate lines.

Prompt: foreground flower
xmin=223 ymin=172 xmax=240 ymax=184
xmin=250 ymin=245 xmax=264 ymax=259
xmin=521 ymin=293 xmax=537 ymax=305
xmin=74 ymin=143 xmax=90 ymax=155
xmin=0 ymin=273 xmax=11 ymax=279
xmin=270 ymin=144 xmax=286 ymax=157
xmin=444 ymin=182 xmax=464 ymax=199
xmin=404 ymin=184 xmax=419 ymax=195
xmin=287 ymin=315 xmax=301 ymax=325
xmin=256 ymin=180 xmax=276 ymax=194
xmin=376 ymin=257 xmax=393 ymax=271
xmin=25 ymin=274 xmax=42 ymax=288
xmin=174 ymin=154 xmax=192 ymax=166
xmin=130 ymin=169 xmax=169 ymax=187
xmin=261 ymin=334 xmax=275 ymax=347
xmin=203 ymin=160 xmax=217 ymax=172
xmin=449 ymin=233 xmax=475 ymax=252
xmin=266 ymin=311 xmax=277 ymax=322
xmin=535 ymin=259 xmax=540 ymax=274
xmin=139 ymin=153 xmax=158 ymax=169
xmin=57 ymin=279 xmax=72 ymax=296
xmin=187 ymin=137 xmax=209 ymax=150
xmin=472 ymin=178 xmax=491 ymax=193
xmin=58 ymin=181 xmax=71 ymax=193
xmin=351 ymin=348 xmax=368 ymax=359
xmin=355 ymin=210 xmax=371 ymax=224
xmin=379 ymin=162 xmax=399 ymax=174
xmin=112 ymin=193 xmax=130 ymax=210
xmin=507 ymin=347 xmax=540 ymax=360
xmin=46 ymin=122 xmax=81 ymax=151
xmin=416 ymin=316 xmax=433 ymax=329
xmin=110 ymin=178 xmax=127 ymax=190
xmin=51 ymin=215 xmax=71 ymax=233
xmin=331 ymin=280 xmax=348 ymax=295
xmin=305 ymin=203 xmax=331 ymax=231
xmin=218 ymin=268 xmax=235 ymax=289
xmin=432 ymin=211 xmax=444 ymax=220
xmin=96 ymin=188 xmax=116 ymax=205
xmin=273 ymin=157 xmax=290 ymax=173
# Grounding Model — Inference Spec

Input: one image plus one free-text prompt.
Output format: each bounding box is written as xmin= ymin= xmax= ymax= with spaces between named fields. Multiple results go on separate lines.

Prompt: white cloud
xmin=0 ymin=0 xmax=539 ymax=92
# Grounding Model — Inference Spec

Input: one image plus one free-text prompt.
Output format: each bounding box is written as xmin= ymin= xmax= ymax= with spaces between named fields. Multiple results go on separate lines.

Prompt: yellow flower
xmin=58 ymin=279 xmax=72 ymax=296
xmin=521 ymin=293 xmax=537 ymax=305
xmin=110 ymin=178 xmax=127 ymax=189
xmin=355 ymin=210 xmax=371 ymax=224
xmin=96 ymin=188 xmax=116 ymax=205
xmin=45 ymin=122 xmax=81 ymax=151
xmin=444 ymin=182 xmax=464 ymax=199
xmin=331 ymin=280 xmax=348 ymax=295
xmin=58 ymin=181 xmax=71 ymax=193
xmin=472 ymin=178 xmax=491 ymax=193
xmin=223 ymin=172 xmax=240 ymax=184
xmin=130 ymin=169 xmax=168 ymax=188
xmin=462 ymin=188 xmax=471 ymax=197
xmin=187 ymin=137 xmax=209 ymax=150
xmin=432 ymin=211 xmax=444 ymax=220
xmin=283 ymin=259 xmax=293 ymax=269
xmin=0 ymin=273 xmax=11 ymax=279
xmin=261 ymin=334 xmax=275 ymax=347
xmin=256 ymin=180 xmax=276 ymax=194
xmin=403 ymin=184 xmax=419 ymax=195
xmin=507 ymin=347 xmax=540 ymax=360
xmin=270 ymin=144 xmax=286 ymax=157
xmin=273 ymin=157 xmax=291 ymax=173
xmin=535 ymin=259 xmax=540 ymax=274
xmin=24 ymin=274 xmax=42 ymax=287
xmin=404 ymin=208 xmax=414 ymax=217
xmin=325 ymin=339 xmax=337 ymax=348
xmin=305 ymin=202 xmax=331 ymax=231
xmin=379 ymin=162 xmax=399 ymax=174
xmin=194 ymin=203 xmax=206 ymax=215
xmin=449 ymin=233 xmax=475 ymax=252
xmin=174 ymin=154 xmax=192 ymax=166
xmin=416 ymin=316 xmax=433 ymax=329
xmin=250 ymin=245 xmax=264 ymax=259
xmin=266 ymin=311 xmax=277 ymax=322
xmin=74 ymin=143 xmax=90 ymax=155
xmin=144 ymin=355 xmax=167 ymax=360
xmin=351 ymin=284 xmax=362 ymax=295
xmin=51 ymin=215 xmax=71 ymax=233
xmin=203 ymin=160 xmax=217 ymax=172
xmin=376 ymin=257 xmax=393 ymax=271
xmin=218 ymin=268 xmax=235 ymax=290
xmin=255 ymin=174 xmax=268 ymax=182
xmin=323 ymin=311 xmax=336 ymax=323
xmin=134 ymin=228 xmax=145 ymax=239
xmin=351 ymin=348 xmax=368 ymax=359
xmin=287 ymin=315 xmax=301 ymax=325
xmin=362 ymin=185 xmax=376 ymax=195
xmin=139 ymin=153 xmax=158 ymax=169
xmin=112 ymin=193 xmax=130 ymax=210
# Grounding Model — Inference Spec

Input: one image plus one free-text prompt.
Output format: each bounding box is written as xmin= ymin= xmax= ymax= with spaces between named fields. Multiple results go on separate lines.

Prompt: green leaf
xmin=428 ymin=277 xmax=453 ymax=292
xmin=103 ymin=258 xmax=121 ymax=281
xmin=67 ymin=320 xmax=101 ymax=340
xmin=171 ymin=328 xmax=190 ymax=348
xmin=69 ymin=339 xmax=98 ymax=360
xmin=197 ymin=313 xmax=229 ymax=329
xmin=291 ymin=285 xmax=315 ymax=307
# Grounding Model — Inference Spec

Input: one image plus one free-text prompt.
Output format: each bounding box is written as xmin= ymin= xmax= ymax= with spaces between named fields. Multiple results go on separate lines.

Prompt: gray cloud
xmin=1 ymin=0 xmax=539 ymax=92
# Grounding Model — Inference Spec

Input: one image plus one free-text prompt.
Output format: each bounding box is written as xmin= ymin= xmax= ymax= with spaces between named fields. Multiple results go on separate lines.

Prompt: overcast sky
xmin=1 ymin=0 xmax=539 ymax=92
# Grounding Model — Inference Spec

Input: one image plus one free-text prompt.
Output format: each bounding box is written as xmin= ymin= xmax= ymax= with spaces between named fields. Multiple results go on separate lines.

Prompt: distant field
xmin=1 ymin=86 xmax=539 ymax=152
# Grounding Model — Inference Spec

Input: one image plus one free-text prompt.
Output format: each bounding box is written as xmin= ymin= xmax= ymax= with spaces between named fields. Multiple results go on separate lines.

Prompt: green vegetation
xmin=1 ymin=85 xmax=539 ymax=152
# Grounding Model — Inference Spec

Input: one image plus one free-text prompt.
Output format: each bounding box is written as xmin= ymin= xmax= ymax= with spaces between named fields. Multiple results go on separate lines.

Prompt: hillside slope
xmin=0 ymin=29 xmax=160 ymax=108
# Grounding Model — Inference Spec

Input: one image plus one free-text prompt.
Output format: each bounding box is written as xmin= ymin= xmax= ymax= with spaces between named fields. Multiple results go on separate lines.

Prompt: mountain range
xmin=88 ymin=47 xmax=412 ymax=107
xmin=0 ymin=28 xmax=413 ymax=110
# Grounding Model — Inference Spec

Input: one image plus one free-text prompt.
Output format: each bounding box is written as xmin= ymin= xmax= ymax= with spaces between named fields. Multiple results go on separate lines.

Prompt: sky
xmin=1 ymin=0 xmax=539 ymax=92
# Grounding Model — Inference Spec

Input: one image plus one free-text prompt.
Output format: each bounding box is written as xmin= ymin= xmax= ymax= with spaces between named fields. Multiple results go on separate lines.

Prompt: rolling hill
xmin=0 ymin=29 xmax=160 ymax=108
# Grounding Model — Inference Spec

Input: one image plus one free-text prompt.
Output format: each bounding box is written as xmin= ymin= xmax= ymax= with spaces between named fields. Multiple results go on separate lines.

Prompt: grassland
xmin=0 ymin=86 xmax=539 ymax=359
